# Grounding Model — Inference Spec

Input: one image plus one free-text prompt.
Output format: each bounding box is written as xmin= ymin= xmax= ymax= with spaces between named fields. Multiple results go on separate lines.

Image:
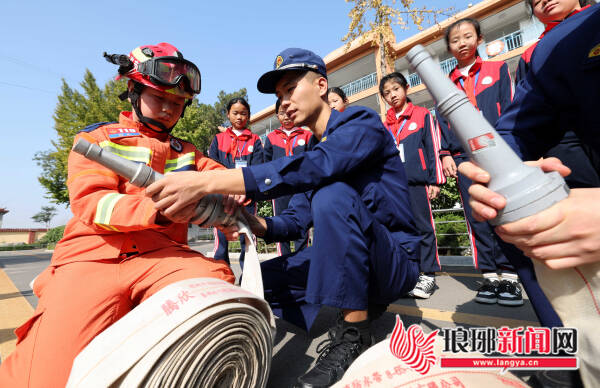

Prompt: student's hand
xmin=427 ymin=185 xmax=440 ymax=200
xmin=442 ymin=156 xmax=457 ymax=178
xmin=218 ymin=126 xmax=227 ymax=133
xmin=146 ymin=171 xmax=208 ymax=218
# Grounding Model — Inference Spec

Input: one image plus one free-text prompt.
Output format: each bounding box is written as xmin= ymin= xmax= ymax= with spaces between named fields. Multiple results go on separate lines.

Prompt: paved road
xmin=0 ymin=246 xmax=539 ymax=387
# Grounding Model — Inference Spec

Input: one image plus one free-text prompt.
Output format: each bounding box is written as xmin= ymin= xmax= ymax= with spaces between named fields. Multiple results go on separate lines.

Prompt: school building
xmin=250 ymin=0 xmax=544 ymax=137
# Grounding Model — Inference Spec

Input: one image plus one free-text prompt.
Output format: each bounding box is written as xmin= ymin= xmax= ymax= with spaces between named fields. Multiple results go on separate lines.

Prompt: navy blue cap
xmin=257 ymin=48 xmax=327 ymax=94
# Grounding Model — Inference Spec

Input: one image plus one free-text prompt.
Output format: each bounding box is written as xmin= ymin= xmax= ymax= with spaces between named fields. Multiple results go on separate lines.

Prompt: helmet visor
xmin=138 ymin=57 xmax=201 ymax=94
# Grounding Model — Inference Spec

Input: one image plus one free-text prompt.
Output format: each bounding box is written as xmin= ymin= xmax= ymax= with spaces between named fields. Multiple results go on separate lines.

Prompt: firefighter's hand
xmin=218 ymin=207 xmax=267 ymax=239
xmin=427 ymin=185 xmax=440 ymax=200
xmin=223 ymin=194 xmax=246 ymax=215
xmin=146 ymin=169 xmax=245 ymax=218
xmin=441 ymin=156 xmax=457 ymax=178
xmin=156 ymin=202 xmax=198 ymax=224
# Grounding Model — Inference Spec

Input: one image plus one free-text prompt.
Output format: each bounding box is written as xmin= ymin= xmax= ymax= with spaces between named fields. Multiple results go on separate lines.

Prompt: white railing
xmin=439 ymin=57 xmax=458 ymax=75
xmin=340 ymin=72 xmax=378 ymax=97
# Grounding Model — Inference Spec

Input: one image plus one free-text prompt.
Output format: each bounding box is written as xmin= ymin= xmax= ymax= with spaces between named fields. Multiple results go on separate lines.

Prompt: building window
xmin=408 ymin=72 xmax=422 ymax=87
xmin=439 ymin=57 xmax=458 ymax=75
xmin=340 ymin=72 xmax=378 ymax=98
xmin=504 ymin=30 xmax=523 ymax=52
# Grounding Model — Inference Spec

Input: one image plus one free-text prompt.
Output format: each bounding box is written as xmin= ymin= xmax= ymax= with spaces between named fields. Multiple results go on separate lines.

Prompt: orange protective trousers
xmin=0 ymin=247 xmax=234 ymax=387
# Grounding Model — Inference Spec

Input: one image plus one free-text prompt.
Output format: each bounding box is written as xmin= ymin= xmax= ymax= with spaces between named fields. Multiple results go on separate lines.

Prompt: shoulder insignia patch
xmin=107 ymin=128 xmax=141 ymax=139
xmin=79 ymin=121 xmax=116 ymax=133
xmin=589 ymin=43 xmax=600 ymax=58
xmin=170 ymin=138 xmax=183 ymax=152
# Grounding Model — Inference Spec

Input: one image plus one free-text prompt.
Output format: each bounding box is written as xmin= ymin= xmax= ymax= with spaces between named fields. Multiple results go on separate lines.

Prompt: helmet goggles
xmin=137 ymin=57 xmax=201 ymax=95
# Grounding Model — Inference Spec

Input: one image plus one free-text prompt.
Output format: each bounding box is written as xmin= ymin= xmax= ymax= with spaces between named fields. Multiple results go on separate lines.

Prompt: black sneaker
xmin=409 ymin=274 xmax=436 ymax=299
xmin=497 ymin=279 xmax=524 ymax=306
xmin=475 ymin=278 xmax=499 ymax=304
xmin=297 ymin=327 xmax=371 ymax=387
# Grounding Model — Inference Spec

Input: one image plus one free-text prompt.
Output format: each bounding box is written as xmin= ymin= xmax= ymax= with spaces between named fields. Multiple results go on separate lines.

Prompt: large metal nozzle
xmin=406 ymin=45 xmax=569 ymax=225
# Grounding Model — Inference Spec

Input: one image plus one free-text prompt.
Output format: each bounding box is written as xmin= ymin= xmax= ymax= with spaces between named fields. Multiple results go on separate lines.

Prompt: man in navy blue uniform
xmin=208 ymin=110 xmax=263 ymax=268
xmin=458 ymin=5 xmax=600 ymax=387
xmin=147 ymin=47 xmax=421 ymax=387
xmin=263 ymin=99 xmax=313 ymax=256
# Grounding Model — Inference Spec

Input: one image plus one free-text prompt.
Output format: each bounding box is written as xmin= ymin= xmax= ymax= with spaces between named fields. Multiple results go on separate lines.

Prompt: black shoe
xmin=297 ymin=327 xmax=371 ymax=387
xmin=497 ymin=279 xmax=524 ymax=306
xmin=475 ymin=278 xmax=499 ymax=304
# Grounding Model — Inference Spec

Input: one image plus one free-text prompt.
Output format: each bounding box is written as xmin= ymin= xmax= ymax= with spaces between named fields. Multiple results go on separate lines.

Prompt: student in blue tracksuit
xmin=263 ymin=99 xmax=313 ymax=256
xmin=516 ymin=0 xmax=599 ymax=190
xmin=458 ymin=5 xmax=600 ymax=386
xmin=438 ymin=17 xmax=524 ymax=306
xmin=147 ymin=48 xmax=421 ymax=388
xmin=208 ymin=97 xmax=263 ymax=269
xmin=380 ymin=72 xmax=445 ymax=299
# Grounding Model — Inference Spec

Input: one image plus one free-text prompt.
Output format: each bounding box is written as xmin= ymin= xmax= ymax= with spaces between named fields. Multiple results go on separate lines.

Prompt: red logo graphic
xmin=468 ymin=133 xmax=496 ymax=152
xmin=389 ymin=315 xmax=439 ymax=374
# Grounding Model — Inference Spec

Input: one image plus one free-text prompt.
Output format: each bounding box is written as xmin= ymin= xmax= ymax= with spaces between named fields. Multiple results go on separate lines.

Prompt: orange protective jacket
xmin=52 ymin=112 xmax=225 ymax=266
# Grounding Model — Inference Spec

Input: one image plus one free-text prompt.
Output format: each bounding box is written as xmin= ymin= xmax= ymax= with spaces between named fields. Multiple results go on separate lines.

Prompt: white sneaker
xmin=410 ymin=274 xmax=436 ymax=299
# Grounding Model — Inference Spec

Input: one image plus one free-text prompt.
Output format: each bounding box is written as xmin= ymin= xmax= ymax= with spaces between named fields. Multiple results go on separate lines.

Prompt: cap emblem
xmin=275 ymin=55 xmax=284 ymax=69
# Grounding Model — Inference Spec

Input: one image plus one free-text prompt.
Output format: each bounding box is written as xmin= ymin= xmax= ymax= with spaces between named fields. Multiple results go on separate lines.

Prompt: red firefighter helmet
xmin=111 ymin=42 xmax=201 ymax=99
xmin=104 ymin=42 xmax=201 ymax=132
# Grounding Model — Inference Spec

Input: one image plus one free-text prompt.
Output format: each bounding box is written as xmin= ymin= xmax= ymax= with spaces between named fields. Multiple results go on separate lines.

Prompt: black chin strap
xmin=120 ymin=83 xmax=191 ymax=134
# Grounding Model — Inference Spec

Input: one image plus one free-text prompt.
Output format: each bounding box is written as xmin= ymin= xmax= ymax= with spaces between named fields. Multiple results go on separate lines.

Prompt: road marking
xmin=0 ymin=267 xmax=34 ymax=361
xmin=437 ymin=271 xmax=483 ymax=278
xmin=387 ymin=304 xmax=538 ymax=328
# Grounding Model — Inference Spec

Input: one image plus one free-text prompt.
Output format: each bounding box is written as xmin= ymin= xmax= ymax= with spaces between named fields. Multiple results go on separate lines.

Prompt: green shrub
xmin=39 ymin=225 xmax=65 ymax=245
xmin=434 ymin=211 xmax=471 ymax=256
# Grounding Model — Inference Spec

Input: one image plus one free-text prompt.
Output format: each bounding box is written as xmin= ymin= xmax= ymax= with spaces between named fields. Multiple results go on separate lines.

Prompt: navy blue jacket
xmin=384 ymin=104 xmax=445 ymax=186
xmin=439 ymin=57 xmax=513 ymax=160
xmin=263 ymin=127 xmax=313 ymax=162
xmin=208 ymin=127 xmax=263 ymax=168
xmin=242 ymin=106 xmax=419 ymax=242
xmin=497 ymin=3 xmax=600 ymax=168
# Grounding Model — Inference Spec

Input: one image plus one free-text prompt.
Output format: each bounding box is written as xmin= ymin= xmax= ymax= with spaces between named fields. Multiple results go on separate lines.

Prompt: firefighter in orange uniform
xmin=0 ymin=42 xmax=234 ymax=387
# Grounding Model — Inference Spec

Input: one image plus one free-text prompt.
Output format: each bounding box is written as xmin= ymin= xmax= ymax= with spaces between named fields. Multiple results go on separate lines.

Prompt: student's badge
xmin=481 ymin=76 xmax=493 ymax=85
xmin=397 ymin=143 xmax=405 ymax=163
xmin=248 ymin=145 xmax=254 ymax=153
xmin=298 ymin=139 xmax=306 ymax=146
xmin=235 ymin=159 xmax=248 ymax=169
xmin=408 ymin=122 xmax=418 ymax=131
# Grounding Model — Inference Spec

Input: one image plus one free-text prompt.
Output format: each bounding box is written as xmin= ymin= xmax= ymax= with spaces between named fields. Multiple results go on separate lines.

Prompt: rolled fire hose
xmin=66 ymin=139 xmax=275 ymax=387
xmin=406 ymin=45 xmax=600 ymax=387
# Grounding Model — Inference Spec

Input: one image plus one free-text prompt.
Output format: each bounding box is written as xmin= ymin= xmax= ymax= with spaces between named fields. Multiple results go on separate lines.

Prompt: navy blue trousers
xmin=456 ymin=157 xmax=562 ymax=327
xmin=407 ymin=184 xmax=440 ymax=273
xmin=455 ymin=157 xmax=513 ymax=272
xmin=261 ymin=182 xmax=420 ymax=331
xmin=272 ymin=195 xmax=309 ymax=256
xmin=213 ymin=202 xmax=256 ymax=268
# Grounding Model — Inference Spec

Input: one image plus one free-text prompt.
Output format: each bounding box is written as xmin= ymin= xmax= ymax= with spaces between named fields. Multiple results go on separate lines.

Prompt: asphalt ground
xmin=0 ymin=245 xmax=539 ymax=387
